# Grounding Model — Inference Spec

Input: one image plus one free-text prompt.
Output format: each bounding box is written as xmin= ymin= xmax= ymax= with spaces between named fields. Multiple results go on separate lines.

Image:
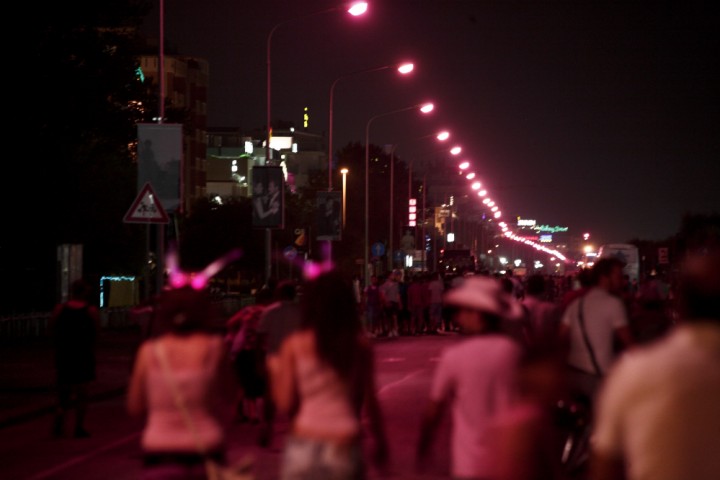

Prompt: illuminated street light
xmin=328 ymin=61 xmax=414 ymax=190
xmin=264 ymin=2 xmax=367 ymax=280
xmin=364 ymin=103 xmax=434 ymax=287
xmin=386 ymin=129 xmax=449 ymax=271
xmin=326 ymin=61 xmax=414 ymax=262
xmin=340 ymin=168 xmax=349 ymax=228
xmin=267 ymin=2 xmax=368 ymax=165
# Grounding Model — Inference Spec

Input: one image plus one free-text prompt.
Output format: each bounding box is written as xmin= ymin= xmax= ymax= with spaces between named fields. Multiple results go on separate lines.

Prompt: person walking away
xmin=500 ymin=276 xmax=533 ymax=347
xmin=269 ymin=270 xmax=389 ymax=479
xmin=50 ymin=278 xmax=100 ymax=438
xmin=127 ymin=285 xmax=238 ymax=479
xmin=380 ymin=271 xmax=401 ymax=337
xmin=559 ymin=257 xmax=634 ymax=405
xmin=427 ymin=272 xmax=444 ymax=333
xmin=416 ymin=275 xmax=524 ymax=479
xmin=398 ymin=272 xmax=411 ymax=335
xmin=489 ymin=340 xmax=569 ymax=480
xmin=256 ymin=280 xmax=302 ymax=446
xmin=522 ymin=274 xmax=562 ymax=347
xmin=407 ymin=274 xmax=426 ymax=335
xmin=228 ymin=304 xmax=268 ymax=425
xmin=590 ymin=250 xmax=720 ymax=480
xmin=364 ymin=275 xmax=384 ymax=337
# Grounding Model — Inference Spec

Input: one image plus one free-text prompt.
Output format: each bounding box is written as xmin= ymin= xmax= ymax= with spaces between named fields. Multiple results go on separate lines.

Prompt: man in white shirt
xmin=560 ymin=257 xmax=634 ymax=402
xmin=591 ymin=251 xmax=720 ymax=480
xmin=416 ymin=275 xmax=524 ymax=479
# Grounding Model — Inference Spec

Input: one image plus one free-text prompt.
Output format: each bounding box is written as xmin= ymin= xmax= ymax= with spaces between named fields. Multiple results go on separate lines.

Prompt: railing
xmin=0 ymin=294 xmax=256 ymax=341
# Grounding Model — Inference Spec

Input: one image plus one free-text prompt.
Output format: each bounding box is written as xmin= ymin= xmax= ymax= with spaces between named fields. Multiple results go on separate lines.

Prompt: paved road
xmin=1 ymin=328 xmax=457 ymax=479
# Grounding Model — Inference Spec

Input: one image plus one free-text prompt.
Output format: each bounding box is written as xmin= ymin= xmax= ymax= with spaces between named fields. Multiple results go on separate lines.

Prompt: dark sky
xmin=143 ymin=0 xmax=719 ymax=245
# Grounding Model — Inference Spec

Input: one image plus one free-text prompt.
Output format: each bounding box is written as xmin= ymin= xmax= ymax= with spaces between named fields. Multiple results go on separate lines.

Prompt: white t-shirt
xmin=561 ymin=287 xmax=628 ymax=374
xmin=430 ymin=335 xmax=521 ymax=478
xmin=593 ymin=323 xmax=720 ymax=480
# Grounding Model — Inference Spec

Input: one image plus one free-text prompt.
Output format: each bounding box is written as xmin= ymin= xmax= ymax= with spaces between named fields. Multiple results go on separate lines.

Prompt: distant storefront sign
xmin=533 ymin=224 xmax=569 ymax=233
xmin=517 ymin=218 xmax=536 ymax=227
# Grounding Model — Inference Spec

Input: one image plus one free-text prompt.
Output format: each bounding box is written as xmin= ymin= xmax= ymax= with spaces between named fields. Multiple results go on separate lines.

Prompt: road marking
xmin=28 ymin=432 xmax=140 ymax=480
xmin=381 ymin=357 xmax=406 ymax=363
xmin=377 ymin=369 xmax=427 ymax=396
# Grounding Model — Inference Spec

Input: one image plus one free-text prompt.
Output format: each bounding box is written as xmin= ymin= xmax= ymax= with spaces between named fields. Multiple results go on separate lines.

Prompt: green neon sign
xmin=534 ymin=224 xmax=568 ymax=233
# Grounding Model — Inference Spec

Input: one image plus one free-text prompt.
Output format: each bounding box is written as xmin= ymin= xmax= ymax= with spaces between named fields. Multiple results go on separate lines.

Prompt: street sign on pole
xmin=123 ymin=182 xmax=169 ymax=224
xmin=371 ymin=242 xmax=386 ymax=258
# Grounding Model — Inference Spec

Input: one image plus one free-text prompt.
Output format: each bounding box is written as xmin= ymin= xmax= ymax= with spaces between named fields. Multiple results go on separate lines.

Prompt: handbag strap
xmin=577 ymin=297 xmax=603 ymax=376
xmin=153 ymin=341 xmax=209 ymax=455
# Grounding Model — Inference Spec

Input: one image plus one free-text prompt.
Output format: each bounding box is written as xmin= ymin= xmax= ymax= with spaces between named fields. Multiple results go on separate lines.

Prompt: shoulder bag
xmin=154 ymin=341 xmax=254 ymax=480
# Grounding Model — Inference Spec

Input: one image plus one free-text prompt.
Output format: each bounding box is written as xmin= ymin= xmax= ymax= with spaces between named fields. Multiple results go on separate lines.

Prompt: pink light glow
xmin=494 ymin=211 xmax=502 ymax=218
xmin=472 ymin=181 xmax=481 ymax=190
xmin=459 ymin=161 xmax=470 ymax=170
xmin=478 ymin=189 xmax=487 ymax=196
xmin=397 ymin=63 xmax=414 ymax=74
xmin=437 ymin=131 xmax=450 ymax=141
xmin=450 ymin=146 xmax=462 ymax=155
xmin=420 ymin=103 xmax=434 ymax=113
xmin=348 ymin=2 xmax=368 ymax=16
xmin=482 ymin=198 xmax=491 ymax=204
xmin=467 ymin=173 xmax=476 ymax=180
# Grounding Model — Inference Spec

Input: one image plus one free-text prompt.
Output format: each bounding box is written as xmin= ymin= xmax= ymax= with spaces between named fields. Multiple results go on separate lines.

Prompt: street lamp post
xmin=267 ymin=2 xmax=368 ymax=166
xmin=328 ymin=62 xmax=414 ymax=190
xmin=264 ymin=2 xmax=367 ymax=282
xmin=326 ymin=61 xmax=413 ymax=262
xmin=340 ymin=168 xmax=349 ymax=228
xmin=409 ymin=143 xmax=461 ymax=272
xmin=388 ymin=131 xmax=449 ymax=271
xmin=364 ymin=102 xmax=434 ymax=289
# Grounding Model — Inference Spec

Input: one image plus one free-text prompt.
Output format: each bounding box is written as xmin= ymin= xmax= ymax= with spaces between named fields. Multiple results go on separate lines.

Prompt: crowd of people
xmin=50 ymin=248 xmax=719 ymax=480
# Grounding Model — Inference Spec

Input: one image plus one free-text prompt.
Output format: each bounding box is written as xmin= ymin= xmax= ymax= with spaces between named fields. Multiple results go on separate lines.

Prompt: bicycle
xmin=555 ymin=394 xmax=593 ymax=480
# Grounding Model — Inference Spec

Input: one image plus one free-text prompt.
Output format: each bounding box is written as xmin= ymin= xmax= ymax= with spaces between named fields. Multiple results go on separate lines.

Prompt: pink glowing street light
xmin=364 ymin=102 xmax=434 ymax=287
xmin=264 ymin=1 xmax=368 ymax=282
xmin=385 ymin=129 xmax=450 ymax=271
xmin=266 ymin=1 xmax=369 ymax=166
xmin=328 ymin=61 xmax=414 ymax=191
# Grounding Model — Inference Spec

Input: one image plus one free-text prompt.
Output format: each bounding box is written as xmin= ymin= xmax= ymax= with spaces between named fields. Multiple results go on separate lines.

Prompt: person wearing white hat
xmin=416 ymin=275 xmax=525 ymax=479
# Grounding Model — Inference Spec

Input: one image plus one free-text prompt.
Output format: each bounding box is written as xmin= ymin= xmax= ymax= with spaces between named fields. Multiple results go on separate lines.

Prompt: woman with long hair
xmin=269 ymin=269 xmax=389 ymax=479
xmin=127 ymin=286 xmax=237 ymax=479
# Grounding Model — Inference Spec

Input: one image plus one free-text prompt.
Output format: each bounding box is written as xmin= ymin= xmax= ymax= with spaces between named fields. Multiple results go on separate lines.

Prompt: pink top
xmin=291 ymin=338 xmax=360 ymax=440
xmin=141 ymin=337 xmax=226 ymax=453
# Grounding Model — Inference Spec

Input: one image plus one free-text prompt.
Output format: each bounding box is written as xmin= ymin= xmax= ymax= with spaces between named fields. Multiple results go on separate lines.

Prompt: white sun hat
xmin=443 ymin=275 xmax=524 ymax=320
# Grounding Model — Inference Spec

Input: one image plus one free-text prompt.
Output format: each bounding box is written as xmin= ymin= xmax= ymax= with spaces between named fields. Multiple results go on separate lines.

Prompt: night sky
xmin=143 ymin=0 xmax=719 ymax=245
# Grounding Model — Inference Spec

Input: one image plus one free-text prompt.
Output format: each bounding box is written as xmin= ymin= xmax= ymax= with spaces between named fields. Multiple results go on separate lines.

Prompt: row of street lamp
xmin=263 ymin=1 xmax=552 ymax=283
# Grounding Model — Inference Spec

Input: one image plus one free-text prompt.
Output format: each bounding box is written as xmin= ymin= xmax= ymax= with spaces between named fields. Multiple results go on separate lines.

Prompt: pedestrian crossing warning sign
xmin=124 ymin=182 xmax=170 ymax=224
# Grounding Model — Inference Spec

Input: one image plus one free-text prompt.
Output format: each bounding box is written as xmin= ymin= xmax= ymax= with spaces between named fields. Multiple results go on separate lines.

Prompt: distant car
xmin=439 ymin=248 xmax=476 ymax=278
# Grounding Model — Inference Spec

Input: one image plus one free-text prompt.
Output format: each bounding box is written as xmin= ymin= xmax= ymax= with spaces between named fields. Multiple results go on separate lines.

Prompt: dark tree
xmin=3 ymin=1 xmax=153 ymax=314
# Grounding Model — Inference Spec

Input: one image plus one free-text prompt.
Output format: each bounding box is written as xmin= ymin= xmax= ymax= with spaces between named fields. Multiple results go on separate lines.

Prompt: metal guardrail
xmin=0 ymin=294 xmax=256 ymax=341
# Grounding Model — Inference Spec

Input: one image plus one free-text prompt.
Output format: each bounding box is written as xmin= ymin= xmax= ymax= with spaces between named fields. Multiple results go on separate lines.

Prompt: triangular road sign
xmin=124 ymin=182 xmax=170 ymax=224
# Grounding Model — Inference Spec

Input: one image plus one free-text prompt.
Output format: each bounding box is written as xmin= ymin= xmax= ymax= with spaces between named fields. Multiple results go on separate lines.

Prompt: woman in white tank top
xmin=270 ymin=270 xmax=389 ymax=479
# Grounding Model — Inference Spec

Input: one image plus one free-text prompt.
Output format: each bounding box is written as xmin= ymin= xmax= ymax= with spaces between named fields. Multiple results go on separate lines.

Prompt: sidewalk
xmin=0 ymin=326 xmax=143 ymax=429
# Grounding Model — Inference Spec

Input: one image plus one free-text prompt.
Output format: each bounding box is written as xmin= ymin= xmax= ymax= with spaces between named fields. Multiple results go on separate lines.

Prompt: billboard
xmin=316 ymin=191 xmax=342 ymax=241
xmin=137 ymin=123 xmax=182 ymax=213
xmin=252 ymin=166 xmax=284 ymax=229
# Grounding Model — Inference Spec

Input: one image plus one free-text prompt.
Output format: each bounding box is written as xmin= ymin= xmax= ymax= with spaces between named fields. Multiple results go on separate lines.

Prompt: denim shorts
xmin=280 ymin=435 xmax=364 ymax=480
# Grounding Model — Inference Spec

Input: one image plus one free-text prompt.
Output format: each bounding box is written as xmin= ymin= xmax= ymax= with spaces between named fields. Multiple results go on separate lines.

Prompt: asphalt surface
xmin=0 ymin=326 xmax=458 ymax=479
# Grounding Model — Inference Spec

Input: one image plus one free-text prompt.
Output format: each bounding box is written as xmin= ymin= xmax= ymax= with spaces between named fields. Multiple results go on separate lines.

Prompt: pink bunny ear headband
xmin=166 ymin=245 xmax=243 ymax=291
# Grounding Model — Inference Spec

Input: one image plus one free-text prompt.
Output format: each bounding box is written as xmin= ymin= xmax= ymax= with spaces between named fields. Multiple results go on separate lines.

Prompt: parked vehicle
xmin=438 ymin=248 xmax=476 ymax=277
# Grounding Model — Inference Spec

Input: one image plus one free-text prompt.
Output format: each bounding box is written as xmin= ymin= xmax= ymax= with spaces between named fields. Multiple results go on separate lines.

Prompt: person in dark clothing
xmin=50 ymin=279 xmax=100 ymax=438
